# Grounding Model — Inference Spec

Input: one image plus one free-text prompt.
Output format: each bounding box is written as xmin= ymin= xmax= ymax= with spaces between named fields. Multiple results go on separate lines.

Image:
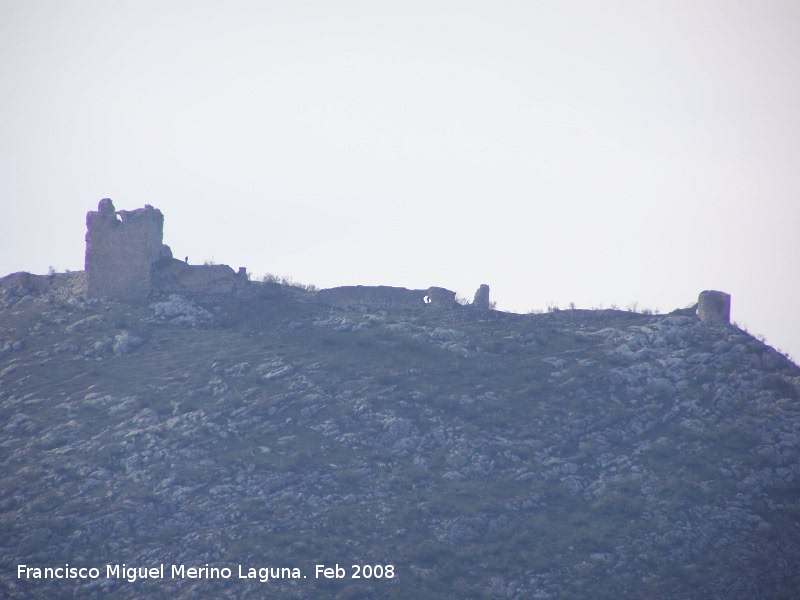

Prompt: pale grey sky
xmin=1 ymin=0 xmax=799 ymax=360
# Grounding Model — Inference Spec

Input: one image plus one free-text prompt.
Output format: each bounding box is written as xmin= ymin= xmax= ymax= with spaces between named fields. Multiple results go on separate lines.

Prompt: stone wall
xmin=85 ymin=199 xmax=173 ymax=299
xmin=152 ymin=259 xmax=243 ymax=295
xmin=315 ymin=285 xmax=458 ymax=310
xmin=697 ymin=290 xmax=731 ymax=325
xmin=472 ymin=284 xmax=491 ymax=309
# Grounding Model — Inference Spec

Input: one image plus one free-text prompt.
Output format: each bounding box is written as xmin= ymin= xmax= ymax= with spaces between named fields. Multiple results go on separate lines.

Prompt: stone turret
xmin=697 ymin=290 xmax=731 ymax=325
xmin=85 ymin=199 xmax=172 ymax=299
xmin=472 ymin=284 xmax=490 ymax=309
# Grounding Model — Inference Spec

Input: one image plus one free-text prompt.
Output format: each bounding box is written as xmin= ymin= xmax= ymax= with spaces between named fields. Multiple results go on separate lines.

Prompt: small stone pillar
xmin=472 ymin=284 xmax=490 ymax=309
xmin=697 ymin=290 xmax=731 ymax=324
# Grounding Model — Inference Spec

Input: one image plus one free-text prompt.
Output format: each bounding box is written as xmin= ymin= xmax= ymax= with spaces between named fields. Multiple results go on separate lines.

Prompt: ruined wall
xmin=315 ymin=285 xmax=458 ymax=310
xmin=697 ymin=290 xmax=731 ymax=325
xmin=152 ymin=259 xmax=242 ymax=295
xmin=472 ymin=284 xmax=491 ymax=309
xmin=85 ymin=199 xmax=172 ymax=299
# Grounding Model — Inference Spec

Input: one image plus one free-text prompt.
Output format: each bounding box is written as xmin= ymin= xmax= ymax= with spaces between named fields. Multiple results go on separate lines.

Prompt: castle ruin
xmin=697 ymin=290 xmax=731 ymax=325
xmin=472 ymin=284 xmax=491 ymax=309
xmin=313 ymin=284 xmax=493 ymax=311
xmin=85 ymin=199 xmax=173 ymax=299
xmin=84 ymin=199 xmax=482 ymax=306
xmin=84 ymin=200 xmax=730 ymax=325
xmin=85 ymin=199 xmax=242 ymax=299
xmin=314 ymin=285 xmax=459 ymax=310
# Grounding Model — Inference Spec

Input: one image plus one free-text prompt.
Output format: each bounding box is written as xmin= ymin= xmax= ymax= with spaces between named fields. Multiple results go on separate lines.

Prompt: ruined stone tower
xmin=85 ymin=199 xmax=172 ymax=299
xmin=697 ymin=290 xmax=731 ymax=325
xmin=472 ymin=284 xmax=491 ymax=309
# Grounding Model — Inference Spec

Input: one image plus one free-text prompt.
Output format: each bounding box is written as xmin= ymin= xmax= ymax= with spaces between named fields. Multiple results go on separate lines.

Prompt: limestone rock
xmin=112 ymin=332 xmax=143 ymax=356
xmin=150 ymin=295 xmax=213 ymax=325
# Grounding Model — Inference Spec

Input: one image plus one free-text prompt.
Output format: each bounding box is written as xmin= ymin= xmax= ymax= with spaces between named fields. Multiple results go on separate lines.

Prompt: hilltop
xmin=2 ymin=199 xmax=800 ymax=599
xmin=1 ymin=267 xmax=799 ymax=599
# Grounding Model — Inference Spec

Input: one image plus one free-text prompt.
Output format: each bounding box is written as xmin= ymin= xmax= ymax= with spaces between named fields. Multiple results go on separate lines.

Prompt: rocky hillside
xmin=1 ymin=272 xmax=799 ymax=599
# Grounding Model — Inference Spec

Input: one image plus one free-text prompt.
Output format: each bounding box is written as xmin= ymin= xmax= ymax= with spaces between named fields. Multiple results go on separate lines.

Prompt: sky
xmin=1 ymin=0 xmax=799 ymax=360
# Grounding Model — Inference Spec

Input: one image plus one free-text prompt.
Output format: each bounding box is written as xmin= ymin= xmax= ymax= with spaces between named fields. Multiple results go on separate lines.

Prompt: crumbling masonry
xmin=84 ymin=199 xmax=490 ymax=307
xmin=85 ymin=199 xmax=242 ymax=299
xmin=85 ymin=199 xmax=172 ymax=299
xmin=697 ymin=290 xmax=731 ymax=325
xmin=83 ymin=199 xmax=730 ymax=323
xmin=314 ymin=285 xmax=458 ymax=310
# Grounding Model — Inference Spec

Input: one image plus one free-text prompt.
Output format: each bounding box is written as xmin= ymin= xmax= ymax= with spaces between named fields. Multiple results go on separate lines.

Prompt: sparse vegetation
xmin=1 ymin=273 xmax=799 ymax=598
xmin=527 ymin=300 xmax=662 ymax=316
xmin=259 ymin=272 xmax=318 ymax=292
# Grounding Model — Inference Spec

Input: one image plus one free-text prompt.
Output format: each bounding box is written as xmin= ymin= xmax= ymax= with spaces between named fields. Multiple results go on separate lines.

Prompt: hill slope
xmin=1 ymin=273 xmax=799 ymax=599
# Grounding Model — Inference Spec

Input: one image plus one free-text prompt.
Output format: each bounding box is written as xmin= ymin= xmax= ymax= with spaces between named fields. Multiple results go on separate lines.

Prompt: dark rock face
xmin=698 ymin=290 xmax=731 ymax=324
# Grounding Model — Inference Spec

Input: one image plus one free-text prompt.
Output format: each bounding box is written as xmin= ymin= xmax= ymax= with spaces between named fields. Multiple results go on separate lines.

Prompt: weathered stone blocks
xmin=85 ymin=199 xmax=172 ymax=299
xmin=472 ymin=284 xmax=491 ymax=309
xmin=151 ymin=260 xmax=239 ymax=295
xmin=315 ymin=285 xmax=458 ymax=310
xmin=697 ymin=290 xmax=731 ymax=325
xmin=425 ymin=287 xmax=458 ymax=309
